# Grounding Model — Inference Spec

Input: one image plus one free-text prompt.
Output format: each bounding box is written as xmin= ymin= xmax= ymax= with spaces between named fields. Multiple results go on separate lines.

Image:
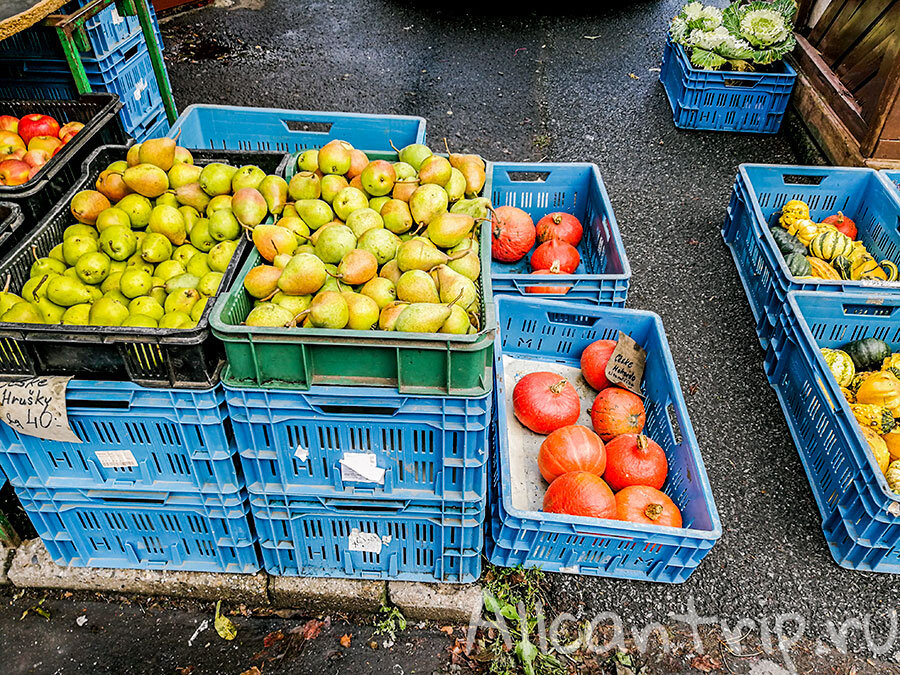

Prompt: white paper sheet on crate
xmin=501 ymin=355 xmax=598 ymax=512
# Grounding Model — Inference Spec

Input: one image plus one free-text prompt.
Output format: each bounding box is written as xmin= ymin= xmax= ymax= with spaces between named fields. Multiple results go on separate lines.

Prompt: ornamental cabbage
xmin=739 ymin=7 xmax=791 ymax=47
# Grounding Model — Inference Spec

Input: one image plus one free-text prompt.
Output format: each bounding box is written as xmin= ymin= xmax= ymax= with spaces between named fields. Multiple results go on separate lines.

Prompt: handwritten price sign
xmin=604 ymin=332 xmax=646 ymax=396
xmin=0 ymin=376 xmax=82 ymax=443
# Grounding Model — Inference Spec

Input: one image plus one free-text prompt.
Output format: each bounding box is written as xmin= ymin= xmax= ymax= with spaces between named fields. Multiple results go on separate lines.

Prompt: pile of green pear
xmin=0 ymin=136 xmax=289 ymax=329
xmin=242 ymin=139 xmax=491 ymax=334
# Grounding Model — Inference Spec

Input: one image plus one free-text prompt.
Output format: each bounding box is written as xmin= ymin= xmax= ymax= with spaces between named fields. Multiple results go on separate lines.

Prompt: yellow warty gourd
xmin=859 ymin=424 xmax=890 ymax=474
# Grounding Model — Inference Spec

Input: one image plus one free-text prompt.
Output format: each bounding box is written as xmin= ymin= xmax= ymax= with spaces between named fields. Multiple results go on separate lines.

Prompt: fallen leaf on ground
xmin=690 ymin=654 xmax=722 ymax=672
xmin=628 ymin=73 xmax=640 ymax=80
xmin=584 ymin=35 xmax=601 ymax=39
xmin=440 ymin=625 xmax=454 ymax=636
xmin=214 ymin=600 xmax=237 ymax=641
xmin=263 ymin=630 xmax=284 ymax=648
xmin=239 ymin=668 xmax=261 ymax=675
xmin=298 ymin=618 xmax=324 ymax=641
xmin=175 ymin=667 xmax=195 ymax=675
xmin=340 ymin=634 xmax=352 ymax=648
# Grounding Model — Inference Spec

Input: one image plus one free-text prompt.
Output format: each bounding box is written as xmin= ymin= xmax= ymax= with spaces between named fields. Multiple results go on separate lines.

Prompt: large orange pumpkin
xmin=537 ymin=425 xmax=606 ymax=483
xmin=589 ymin=387 xmax=645 ymax=441
xmin=615 ymin=485 xmax=682 ymax=528
xmin=543 ymin=471 xmax=616 ymax=519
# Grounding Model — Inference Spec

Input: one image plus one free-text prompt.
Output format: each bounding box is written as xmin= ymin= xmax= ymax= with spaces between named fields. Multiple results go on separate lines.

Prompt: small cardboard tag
xmin=0 ymin=376 xmax=81 ymax=443
xmin=340 ymin=453 xmax=385 ymax=484
xmin=96 ymin=450 xmax=138 ymax=468
xmin=604 ymin=332 xmax=646 ymax=396
xmin=294 ymin=445 xmax=309 ymax=462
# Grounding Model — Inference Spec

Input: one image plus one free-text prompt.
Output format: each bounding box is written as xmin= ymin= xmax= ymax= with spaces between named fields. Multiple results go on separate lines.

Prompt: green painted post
xmin=135 ymin=0 xmax=177 ymax=125
xmin=55 ymin=26 xmax=93 ymax=94
xmin=0 ymin=511 xmax=19 ymax=548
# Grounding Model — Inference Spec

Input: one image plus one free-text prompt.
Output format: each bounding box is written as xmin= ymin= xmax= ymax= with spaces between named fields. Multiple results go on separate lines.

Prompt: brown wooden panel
xmin=835 ymin=9 xmax=897 ymax=88
xmin=882 ymin=94 xmax=900 ymax=138
xmin=873 ymin=139 xmax=900 ymax=160
xmin=818 ymin=0 xmax=895 ymax=66
xmin=808 ymin=0 xmax=851 ymax=45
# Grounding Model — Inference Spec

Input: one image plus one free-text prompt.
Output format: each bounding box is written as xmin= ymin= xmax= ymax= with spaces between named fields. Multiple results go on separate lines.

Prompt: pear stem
xmin=172 ymin=128 xmax=182 ymax=143
xmin=31 ymin=245 xmax=38 ymax=263
xmin=32 ymin=274 xmax=49 ymax=301
xmin=447 ymin=287 xmax=465 ymax=309
xmin=288 ymin=309 xmax=311 ymax=327
xmin=260 ymin=289 xmax=279 ymax=302
xmin=2 ymin=274 xmax=10 ymax=294
xmin=443 ymin=137 xmax=451 ymax=155
xmin=389 ymin=139 xmax=400 ymax=154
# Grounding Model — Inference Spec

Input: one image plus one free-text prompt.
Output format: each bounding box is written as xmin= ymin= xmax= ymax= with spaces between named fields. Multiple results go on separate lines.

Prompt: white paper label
xmin=340 ymin=453 xmax=385 ymax=484
xmin=95 ymin=450 xmax=138 ymax=468
xmin=133 ymin=79 xmax=147 ymax=101
xmin=888 ymin=502 xmax=900 ymax=518
xmin=348 ymin=530 xmax=392 ymax=554
xmin=559 ymin=565 xmax=580 ymax=574
xmin=605 ymin=332 xmax=646 ymax=396
xmin=110 ymin=7 xmax=124 ymax=24
xmin=294 ymin=445 xmax=309 ymax=462
xmin=0 ymin=376 xmax=81 ymax=443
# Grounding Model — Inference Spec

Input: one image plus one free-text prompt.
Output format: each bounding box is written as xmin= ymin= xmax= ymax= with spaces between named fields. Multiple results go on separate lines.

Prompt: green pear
xmin=148 ymin=205 xmax=187 ymax=246
xmin=63 ymin=235 xmax=100 ymax=267
xmin=198 ymin=272 xmax=223 ymax=297
xmin=2 ymin=301 xmax=43 ymax=324
xmin=289 ymin=171 xmax=321 ymax=201
xmin=89 ymin=296 xmax=129 ymax=326
xmin=186 ymin=254 xmax=211 ymax=277
xmin=360 ymin=277 xmax=396 ymax=309
xmin=296 ymin=149 xmax=318 ymax=172
xmin=48 ymin=243 xmax=65 ymax=263
xmin=165 ymin=273 xmax=200 ymax=293
xmin=398 ymin=144 xmax=433 ymax=171
xmin=440 ymin=304 xmax=471 ymax=334
xmin=156 ymin=260 xmax=185 ymax=282
xmin=232 ymin=165 xmax=266 ymax=191
xmin=62 ymin=303 xmax=92 ymax=325
xmin=199 ymin=163 xmax=238 ymax=197
xmin=75 ymin=251 xmax=111 ymax=285
xmin=295 ymin=199 xmax=334 ymax=230
xmin=393 ymin=302 xmax=453 ymax=333
xmin=122 ymin=314 xmax=158 ymax=328
xmin=165 ymin=288 xmax=201 ymax=314
xmin=159 ymin=311 xmax=194 ymax=329
xmin=381 ymin=199 xmax=414 ymax=234
xmin=358 ymin=229 xmax=400 ymax=266
xmin=64 ymin=224 xmax=99 ymax=240
xmin=125 ymin=253 xmax=154 ymax=275
xmin=396 ymin=270 xmax=440 ymax=303
xmin=128 ymin=296 xmax=165 ymax=321
xmin=332 ymin=187 xmax=369 ymax=222
xmin=245 ymin=302 xmax=293 ymax=327
xmin=272 ymin=291 xmax=311 ymax=316
xmin=426 ymin=212 xmax=475 ymax=249
xmin=308 ymin=290 xmax=349 ymax=329
xmin=31 ymin=257 xmax=66 ymax=278
xmin=208 ymin=209 xmax=241 ymax=242
xmin=346 ymin=208 xmax=384 ymax=239
xmin=117 ymin=194 xmax=153 ymax=229
xmin=277 ymin=253 xmax=327 ymax=295
xmin=99 ymin=226 xmax=137 ymax=262
xmin=123 ymin=163 xmax=169 ymax=198
xmin=46 ymin=276 xmax=92 ymax=307
xmin=409 ymin=184 xmax=449 ymax=225
xmin=174 ymin=182 xmax=211 ymax=212
xmin=95 ymin=207 xmax=131 ymax=232
xmin=190 ymin=297 xmax=209 ymax=322
xmin=259 ymin=174 xmax=288 ymax=215
xmin=206 ymin=195 xmax=232 ymax=216
xmin=342 ymin=292 xmax=379 ymax=330
xmin=101 ymin=272 xmax=123 ymax=294
xmin=189 ymin=218 xmax=215 ymax=252
xmin=173 ymin=244 xmax=200 ymax=267
xmin=168 ymin=162 xmax=202 ymax=189
xmin=314 ymin=225 xmax=356 ymax=264
xmin=119 ymin=269 xmax=153 ymax=299
xmin=139 ymin=136 xmax=177 ymax=171
xmin=207 ymin=240 xmax=238 ymax=273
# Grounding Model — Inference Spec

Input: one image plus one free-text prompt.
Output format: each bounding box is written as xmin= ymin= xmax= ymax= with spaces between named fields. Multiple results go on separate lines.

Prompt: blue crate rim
xmin=493 ymin=295 xmax=722 ymax=540
xmin=738 ymin=163 xmax=900 ymax=292
xmin=489 ymin=162 xmax=632 ymax=283
xmin=784 ymin=290 xmax=900 ymax=505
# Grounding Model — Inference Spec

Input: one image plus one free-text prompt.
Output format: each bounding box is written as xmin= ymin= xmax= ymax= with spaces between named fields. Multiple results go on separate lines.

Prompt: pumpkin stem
xmin=644 ymin=503 xmax=664 ymax=521
xmin=836 ymin=211 xmax=844 ymax=223
xmin=549 ymin=378 xmax=569 ymax=394
xmin=552 ymin=213 xmax=563 ymax=224
xmin=636 ymin=434 xmax=649 ymax=453
xmin=549 ymin=261 xmax=561 ymax=274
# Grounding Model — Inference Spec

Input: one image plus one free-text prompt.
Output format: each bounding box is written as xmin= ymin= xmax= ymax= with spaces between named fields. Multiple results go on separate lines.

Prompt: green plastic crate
xmin=211 ymin=225 xmax=495 ymax=396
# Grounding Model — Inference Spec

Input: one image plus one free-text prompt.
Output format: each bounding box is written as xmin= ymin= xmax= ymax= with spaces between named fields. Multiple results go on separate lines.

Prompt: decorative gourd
xmin=784 ymin=252 xmax=811 ymax=277
xmin=856 ymin=371 xmax=900 ymax=417
xmin=848 ymin=241 xmax=870 ymax=264
xmin=778 ymin=200 xmax=810 ymax=228
xmin=823 ymin=211 xmax=857 ymax=239
xmin=882 ymin=354 xmax=900 ymax=372
xmin=850 ymin=371 xmax=878 ymax=394
xmin=880 ymin=260 xmax=899 ymax=282
xmin=806 ymin=256 xmax=842 ymax=280
xmin=809 ymin=229 xmax=853 ymax=261
xmin=886 ymin=459 xmax=900 ymax=494
xmin=844 ymin=338 xmax=893 ymax=371
xmin=832 ymin=255 xmax=853 ymax=280
xmin=883 ymin=430 xmax=900 ymax=462
xmin=769 ymin=227 xmax=807 ymax=257
xmin=850 ymin=404 xmax=896 ymax=434
xmin=788 ymin=218 xmax=820 ymax=246
xmin=860 ymin=265 xmax=888 ymax=282
xmin=821 ymin=348 xmax=855 ymax=387
xmin=841 ymin=387 xmax=856 ymax=404
xmin=851 ymin=255 xmax=883 ymax=281
xmin=860 ymin=424 xmax=890 ymax=474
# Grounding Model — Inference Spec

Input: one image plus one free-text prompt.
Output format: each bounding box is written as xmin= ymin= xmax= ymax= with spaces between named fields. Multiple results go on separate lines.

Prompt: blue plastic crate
xmin=129 ymin=102 xmax=171 ymax=142
xmin=224 ymin=380 xmax=488 ymax=503
xmin=882 ymin=170 xmax=900 ymax=194
xmin=488 ymin=163 xmax=630 ymax=306
xmin=486 ymin=296 xmax=720 ymax=583
xmin=1 ymin=40 xmax=167 ymax=131
xmin=0 ymin=380 xmax=240 ymax=495
xmin=0 ymin=1 xmax=162 ymax=62
xmin=167 ymin=104 xmax=426 ymax=152
xmin=764 ymin=291 xmax=900 ymax=564
xmin=659 ymin=38 xmax=796 ymax=134
xmin=250 ymin=492 xmax=482 ymax=581
xmin=16 ymin=485 xmax=259 ymax=573
xmin=722 ymin=164 xmax=900 ymax=350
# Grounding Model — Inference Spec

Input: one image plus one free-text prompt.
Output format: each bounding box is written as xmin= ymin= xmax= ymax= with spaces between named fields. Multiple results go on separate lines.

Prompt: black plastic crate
xmin=0 ymin=93 xmax=128 ymax=230
xmin=0 ymin=202 xmax=24 ymax=258
xmin=0 ymin=144 xmax=291 ymax=388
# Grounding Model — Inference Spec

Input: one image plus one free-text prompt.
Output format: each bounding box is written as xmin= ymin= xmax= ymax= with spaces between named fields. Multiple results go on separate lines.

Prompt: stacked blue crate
xmin=0 ymin=1 xmax=170 ymax=141
xmin=223 ymin=376 xmax=490 ymax=583
xmin=0 ymin=380 xmax=258 ymax=573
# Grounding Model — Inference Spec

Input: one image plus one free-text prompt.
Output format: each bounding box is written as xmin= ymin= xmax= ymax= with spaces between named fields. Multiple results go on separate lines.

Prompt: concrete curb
xmin=5 ymin=540 xmax=483 ymax=623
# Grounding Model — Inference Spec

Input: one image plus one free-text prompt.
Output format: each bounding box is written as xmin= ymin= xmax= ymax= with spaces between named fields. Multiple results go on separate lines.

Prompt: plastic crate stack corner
xmin=0 ymin=0 xmax=171 ymax=141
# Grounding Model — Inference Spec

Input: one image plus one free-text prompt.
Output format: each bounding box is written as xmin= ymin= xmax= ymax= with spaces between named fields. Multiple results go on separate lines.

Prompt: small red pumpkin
xmin=589 ymin=387 xmax=645 ymax=441
xmin=537 ymin=425 xmax=606 ymax=483
xmin=491 ymin=206 xmax=535 ymax=263
xmin=535 ymin=212 xmax=583 ymax=247
xmin=823 ymin=211 xmax=857 ymax=240
xmin=513 ymin=371 xmax=580 ymax=435
xmin=615 ymin=485 xmax=682 ymax=528
xmin=603 ymin=434 xmax=668 ymax=492
xmin=543 ymin=471 xmax=616 ymax=519
xmin=525 ymin=262 xmax=570 ymax=294
xmin=580 ymin=339 xmax=617 ymax=391
xmin=530 ymin=239 xmax=580 ymax=274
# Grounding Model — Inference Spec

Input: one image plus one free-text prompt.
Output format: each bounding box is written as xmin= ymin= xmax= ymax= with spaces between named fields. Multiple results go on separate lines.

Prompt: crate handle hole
xmin=316 ymin=404 xmax=402 ymax=416
xmin=782 ymin=174 xmax=825 ymax=186
xmin=66 ymin=398 xmax=130 ymax=409
xmin=842 ymin=303 xmax=895 ymax=317
xmin=667 ymin=404 xmax=683 ymax=446
xmin=546 ymin=311 xmax=594 ymax=327
xmin=285 ymin=120 xmax=333 ymax=133
xmin=723 ymin=79 xmax=755 ymax=88
xmin=506 ymin=171 xmax=550 ymax=183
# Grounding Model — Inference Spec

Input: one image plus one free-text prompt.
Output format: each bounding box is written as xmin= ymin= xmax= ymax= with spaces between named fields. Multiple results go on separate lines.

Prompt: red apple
xmin=28 ymin=136 xmax=62 ymax=155
xmin=0 ymin=159 xmax=32 ymax=186
xmin=27 ymin=165 xmax=41 ymax=180
xmin=0 ymin=116 xmax=18 ymax=134
xmin=18 ymin=114 xmax=60 ymax=146
xmin=23 ymin=149 xmax=49 ymax=168
xmin=0 ymin=131 xmax=24 ymax=155
xmin=11 ymin=149 xmax=26 ymax=160
xmin=58 ymin=121 xmax=83 ymax=143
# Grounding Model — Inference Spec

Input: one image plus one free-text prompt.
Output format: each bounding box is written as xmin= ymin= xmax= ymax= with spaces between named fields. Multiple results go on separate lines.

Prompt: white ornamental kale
xmin=739 ymin=7 xmax=790 ymax=47
xmin=670 ymin=16 xmax=690 ymax=44
xmin=680 ymin=2 xmax=722 ymax=30
xmin=716 ymin=33 xmax=754 ymax=60
xmin=689 ymin=26 xmax=729 ymax=51
xmin=681 ymin=1 xmax=705 ymax=22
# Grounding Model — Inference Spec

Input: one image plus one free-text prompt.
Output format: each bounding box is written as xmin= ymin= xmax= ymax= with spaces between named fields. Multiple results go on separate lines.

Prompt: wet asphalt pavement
xmin=4 ymin=0 xmax=900 ymax=673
